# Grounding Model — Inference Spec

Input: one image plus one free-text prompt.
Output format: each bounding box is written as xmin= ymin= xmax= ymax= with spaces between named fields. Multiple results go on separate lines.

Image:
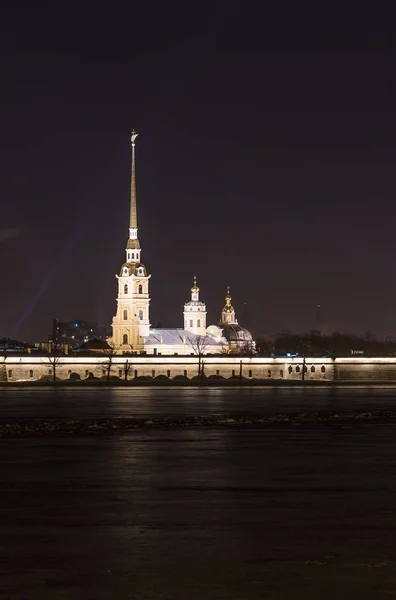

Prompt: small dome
xmin=191 ymin=275 xmax=199 ymax=294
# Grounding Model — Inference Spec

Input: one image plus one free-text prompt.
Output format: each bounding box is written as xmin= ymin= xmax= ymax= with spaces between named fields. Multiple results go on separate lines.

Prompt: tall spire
xmin=129 ymin=130 xmax=138 ymax=231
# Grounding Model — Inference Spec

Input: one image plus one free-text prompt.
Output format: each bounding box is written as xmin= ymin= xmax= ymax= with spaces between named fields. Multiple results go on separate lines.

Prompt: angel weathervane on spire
xmin=131 ymin=129 xmax=139 ymax=145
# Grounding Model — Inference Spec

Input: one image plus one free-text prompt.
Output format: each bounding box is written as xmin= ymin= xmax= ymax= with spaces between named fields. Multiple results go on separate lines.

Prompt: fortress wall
xmin=1 ymin=356 xmax=334 ymax=382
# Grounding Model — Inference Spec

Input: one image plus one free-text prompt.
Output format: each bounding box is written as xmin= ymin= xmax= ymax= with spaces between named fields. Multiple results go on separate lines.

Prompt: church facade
xmin=108 ymin=133 xmax=253 ymax=356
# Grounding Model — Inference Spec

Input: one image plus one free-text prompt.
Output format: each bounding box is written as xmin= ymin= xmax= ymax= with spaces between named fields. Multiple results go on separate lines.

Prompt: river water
xmin=1 ymin=386 xmax=396 ymax=598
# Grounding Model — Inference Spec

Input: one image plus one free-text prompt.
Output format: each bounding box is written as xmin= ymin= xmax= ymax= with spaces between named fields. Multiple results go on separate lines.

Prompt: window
xmin=139 ymin=310 xmax=143 ymax=320
xmin=152 ymin=370 xmax=155 ymax=378
xmin=184 ymin=370 xmax=187 ymax=377
xmin=102 ymin=369 xmax=106 ymax=376
xmin=7 ymin=369 xmax=12 ymax=378
xmin=134 ymin=370 xmax=138 ymax=378
xmin=29 ymin=370 xmax=33 ymax=378
xmin=138 ymin=284 xmax=143 ymax=294
xmin=123 ymin=310 xmax=128 ymax=320
xmin=189 ymin=320 xmax=193 ymax=327
xmin=49 ymin=369 xmax=52 ymax=376
xmin=132 ymin=253 xmax=135 ymax=259
xmin=296 ymin=365 xmax=300 ymax=373
xmin=85 ymin=370 xmax=89 ymax=377
xmin=268 ymin=369 xmax=271 ymax=377
xmin=123 ymin=333 xmax=128 ymax=344
xmin=232 ymin=369 xmax=236 ymax=376
xmin=197 ymin=319 xmax=201 ymax=327
xmin=167 ymin=369 xmax=171 ymax=377
xmin=124 ymin=284 xmax=128 ymax=294
xmin=280 ymin=369 xmax=284 ymax=378
xmin=119 ymin=369 xmax=123 ymax=378
xmin=311 ymin=365 xmax=315 ymax=373
xmin=321 ymin=365 xmax=326 ymax=373
xmin=216 ymin=369 xmax=220 ymax=375
xmin=288 ymin=366 xmax=293 ymax=374
xmin=248 ymin=369 xmax=253 ymax=378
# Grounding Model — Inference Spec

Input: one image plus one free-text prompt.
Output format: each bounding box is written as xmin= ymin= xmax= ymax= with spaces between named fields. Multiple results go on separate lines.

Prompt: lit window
xmin=123 ymin=310 xmax=128 ymax=320
xmin=123 ymin=334 xmax=128 ymax=344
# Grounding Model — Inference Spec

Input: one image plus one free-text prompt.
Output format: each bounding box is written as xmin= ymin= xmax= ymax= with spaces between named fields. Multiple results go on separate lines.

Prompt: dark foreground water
xmin=2 ymin=384 xmax=396 ymax=420
xmin=1 ymin=387 xmax=396 ymax=598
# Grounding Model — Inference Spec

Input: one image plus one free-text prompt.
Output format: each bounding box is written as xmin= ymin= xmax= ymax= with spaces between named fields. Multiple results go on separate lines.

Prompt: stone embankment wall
xmin=3 ymin=355 xmax=396 ymax=382
xmin=1 ymin=356 xmax=332 ymax=382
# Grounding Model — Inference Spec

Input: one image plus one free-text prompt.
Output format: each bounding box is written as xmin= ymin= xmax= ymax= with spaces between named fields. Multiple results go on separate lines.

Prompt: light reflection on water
xmin=1 ymin=385 xmax=396 ymax=420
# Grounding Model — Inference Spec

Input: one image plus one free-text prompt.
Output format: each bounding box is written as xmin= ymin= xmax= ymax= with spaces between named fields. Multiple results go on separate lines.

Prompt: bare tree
xmin=188 ymin=335 xmax=210 ymax=377
xmin=100 ymin=346 xmax=120 ymax=382
xmin=43 ymin=355 xmax=63 ymax=382
xmin=122 ymin=358 xmax=132 ymax=382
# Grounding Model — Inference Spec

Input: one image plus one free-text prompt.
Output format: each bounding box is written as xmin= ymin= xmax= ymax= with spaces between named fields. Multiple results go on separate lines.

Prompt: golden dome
xmin=191 ymin=275 xmax=199 ymax=294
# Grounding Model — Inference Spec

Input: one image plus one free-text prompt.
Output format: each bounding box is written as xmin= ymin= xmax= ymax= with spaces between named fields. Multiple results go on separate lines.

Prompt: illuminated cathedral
xmin=108 ymin=133 xmax=253 ymax=355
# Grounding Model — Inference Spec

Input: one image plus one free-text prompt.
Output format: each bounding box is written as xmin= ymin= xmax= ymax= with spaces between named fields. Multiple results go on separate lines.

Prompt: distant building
xmin=50 ymin=319 xmax=109 ymax=349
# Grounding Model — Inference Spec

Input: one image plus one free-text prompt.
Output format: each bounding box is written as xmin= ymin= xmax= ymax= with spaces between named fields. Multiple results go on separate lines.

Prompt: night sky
xmin=1 ymin=2 xmax=394 ymax=342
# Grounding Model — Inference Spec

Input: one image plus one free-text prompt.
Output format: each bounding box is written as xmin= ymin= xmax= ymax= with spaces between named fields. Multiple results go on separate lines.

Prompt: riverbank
xmin=1 ymin=410 xmax=396 ymax=436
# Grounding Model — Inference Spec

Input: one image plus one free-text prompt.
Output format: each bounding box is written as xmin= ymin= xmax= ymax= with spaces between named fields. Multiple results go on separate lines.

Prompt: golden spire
xmin=225 ymin=286 xmax=232 ymax=306
xmin=129 ymin=130 xmax=139 ymax=229
xmin=191 ymin=275 xmax=199 ymax=294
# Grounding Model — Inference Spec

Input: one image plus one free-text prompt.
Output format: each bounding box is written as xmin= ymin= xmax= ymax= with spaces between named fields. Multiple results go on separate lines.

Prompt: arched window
xmin=197 ymin=319 xmax=201 ymax=328
xmin=321 ymin=365 xmax=326 ymax=373
xmin=288 ymin=365 xmax=293 ymax=374
xmin=311 ymin=365 xmax=315 ymax=373
xmin=296 ymin=365 xmax=300 ymax=373
xmin=123 ymin=310 xmax=127 ymax=320
xmin=124 ymin=284 xmax=128 ymax=294
xmin=189 ymin=319 xmax=193 ymax=328
xmin=138 ymin=284 xmax=143 ymax=294
xmin=123 ymin=333 xmax=128 ymax=345
xmin=139 ymin=310 xmax=143 ymax=320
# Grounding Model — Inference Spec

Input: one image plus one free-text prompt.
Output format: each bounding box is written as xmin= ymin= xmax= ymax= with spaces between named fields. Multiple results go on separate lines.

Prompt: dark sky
xmin=1 ymin=1 xmax=395 ymax=342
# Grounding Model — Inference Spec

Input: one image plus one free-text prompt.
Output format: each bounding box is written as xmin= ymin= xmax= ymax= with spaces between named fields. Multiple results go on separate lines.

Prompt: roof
xmin=126 ymin=239 xmax=141 ymax=249
xmin=119 ymin=262 xmax=147 ymax=277
xmin=144 ymin=329 xmax=220 ymax=346
xmin=80 ymin=338 xmax=112 ymax=351
xmin=221 ymin=324 xmax=253 ymax=343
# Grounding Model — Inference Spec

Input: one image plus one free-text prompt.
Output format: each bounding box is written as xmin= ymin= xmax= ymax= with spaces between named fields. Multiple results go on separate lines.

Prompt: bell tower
xmin=220 ymin=287 xmax=237 ymax=325
xmin=183 ymin=276 xmax=207 ymax=336
xmin=110 ymin=131 xmax=151 ymax=351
